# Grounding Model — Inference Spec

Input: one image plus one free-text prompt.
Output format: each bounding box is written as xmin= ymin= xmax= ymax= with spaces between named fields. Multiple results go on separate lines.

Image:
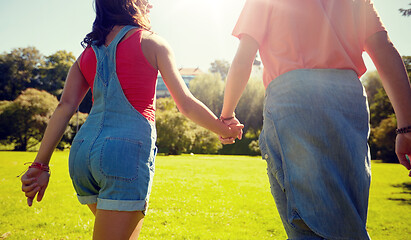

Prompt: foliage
xmin=0 ymin=47 xmax=76 ymax=101
xmin=189 ymin=73 xmax=224 ymax=115
xmin=0 ymin=88 xmax=58 ymax=151
xmin=0 ymin=47 xmax=44 ymax=101
xmin=369 ymin=88 xmax=394 ymax=127
xmin=1 ymin=152 xmax=410 ymax=239
xmin=155 ymin=98 xmax=222 ymax=155
xmin=0 ymin=88 xmax=87 ymax=151
xmin=363 ymin=73 xmax=395 ymax=162
xmin=189 ymin=74 xmax=265 ymax=134
xmin=236 ymin=77 xmax=265 ymax=132
xmin=399 ymin=3 xmax=411 ymax=16
xmin=362 ymin=71 xmax=383 ymax=106
xmin=156 ymin=98 xmax=195 ymax=155
xmin=190 ymin=126 xmax=222 ymax=154
xmin=363 ymin=56 xmax=411 ymax=162
xmin=209 ymin=59 xmax=230 ymax=80
xmin=369 ymin=115 xmax=397 ymax=163
xmin=248 ymin=140 xmax=261 ymax=156
xmin=38 ymin=50 xmax=76 ymax=97
xmin=189 ymin=72 xmax=265 ymax=155
xmin=57 ymin=111 xmax=89 ymax=150
xmin=403 ymin=56 xmax=411 ymax=80
xmin=0 ymin=101 xmax=11 ymax=112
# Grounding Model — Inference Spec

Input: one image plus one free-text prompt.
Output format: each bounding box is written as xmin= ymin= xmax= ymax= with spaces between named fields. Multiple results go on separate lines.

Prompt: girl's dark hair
xmin=82 ymin=0 xmax=151 ymax=47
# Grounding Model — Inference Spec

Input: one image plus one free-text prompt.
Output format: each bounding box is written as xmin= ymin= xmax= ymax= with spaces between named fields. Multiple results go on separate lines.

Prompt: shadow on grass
xmin=388 ymin=183 xmax=411 ymax=205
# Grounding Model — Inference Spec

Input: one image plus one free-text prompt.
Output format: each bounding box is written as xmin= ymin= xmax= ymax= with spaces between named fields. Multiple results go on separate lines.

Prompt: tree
xmin=399 ymin=3 xmax=411 ymax=16
xmin=363 ymin=71 xmax=394 ymax=161
xmin=155 ymin=97 xmax=222 ymax=155
xmin=58 ymin=111 xmax=88 ymax=150
xmin=189 ymin=73 xmax=224 ymax=115
xmin=361 ymin=71 xmax=383 ymax=105
xmin=0 ymin=47 xmax=44 ymax=101
xmin=38 ymin=51 xmax=76 ymax=97
xmin=235 ymin=77 xmax=265 ymax=132
xmin=362 ymin=56 xmax=411 ymax=162
xmin=369 ymin=88 xmax=394 ymax=128
xmin=0 ymin=48 xmax=77 ymax=101
xmin=190 ymin=125 xmax=222 ymax=154
xmin=209 ymin=59 xmax=230 ymax=80
xmin=155 ymin=98 xmax=194 ymax=154
xmin=0 ymin=88 xmax=88 ymax=151
xmin=248 ymin=140 xmax=261 ymax=156
xmin=0 ymin=88 xmax=58 ymax=151
xmin=190 ymin=72 xmax=265 ymax=135
xmin=369 ymin=115 xmax=397 ymax=163
xmin=403 ymin=56 xmax=411 ymax=80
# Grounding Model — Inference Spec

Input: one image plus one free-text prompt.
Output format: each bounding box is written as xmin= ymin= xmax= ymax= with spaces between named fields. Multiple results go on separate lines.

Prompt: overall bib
xmin=69 ymin=26 xmax=157 ymax=213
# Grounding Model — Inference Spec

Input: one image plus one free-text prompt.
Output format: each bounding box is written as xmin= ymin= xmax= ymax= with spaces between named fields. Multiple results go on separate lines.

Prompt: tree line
xmin=0 ymin=47 xmax=87 ymax=151
xmin=0 ymin=47 xmax=410 ymax=162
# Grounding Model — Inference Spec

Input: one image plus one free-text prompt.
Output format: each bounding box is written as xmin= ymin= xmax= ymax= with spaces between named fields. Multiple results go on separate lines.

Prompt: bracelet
xmin=395 ymin=126 xmax=411 ymax=134
xmin=220 ymin=115 xmax=235 ymax=121
xmin=28 ymin=162 xmax=50 ymax=172
xmin=17 ymin=162 xmax=50 ymax=177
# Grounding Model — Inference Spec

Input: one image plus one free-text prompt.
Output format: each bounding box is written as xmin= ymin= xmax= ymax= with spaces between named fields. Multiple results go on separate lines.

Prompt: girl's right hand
xmin=21 ymin=167 xmax=50 ymax=206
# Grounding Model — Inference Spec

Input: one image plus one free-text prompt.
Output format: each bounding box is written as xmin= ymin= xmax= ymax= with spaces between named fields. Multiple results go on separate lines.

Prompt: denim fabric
xmin=68 ymin=26 xmax=157 ymax=213
xmin=259 ymin=69 xmax=371 ymax=239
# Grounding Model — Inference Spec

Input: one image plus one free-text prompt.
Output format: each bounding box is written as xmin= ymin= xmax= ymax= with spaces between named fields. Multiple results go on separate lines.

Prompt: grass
xmin=0 ymin=152 xmax=410 ymax=239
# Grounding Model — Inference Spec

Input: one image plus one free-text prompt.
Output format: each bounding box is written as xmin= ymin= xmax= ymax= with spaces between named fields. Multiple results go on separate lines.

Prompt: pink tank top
xmin=80 ymin=29 xmax=158 ymax=122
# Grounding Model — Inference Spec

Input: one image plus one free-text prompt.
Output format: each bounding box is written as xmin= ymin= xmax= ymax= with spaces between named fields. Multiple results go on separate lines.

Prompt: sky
xmin=0 ymin=0 xmax=410 ymax=75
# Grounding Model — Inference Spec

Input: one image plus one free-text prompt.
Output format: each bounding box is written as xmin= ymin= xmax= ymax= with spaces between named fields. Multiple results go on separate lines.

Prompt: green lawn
xmin=0 ymin=152 xmax=410 ymax=239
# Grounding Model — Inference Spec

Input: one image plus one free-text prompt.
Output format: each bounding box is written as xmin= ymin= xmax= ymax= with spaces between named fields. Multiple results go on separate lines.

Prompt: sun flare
xmin=172 ymin=0 xmax=224 ymax=16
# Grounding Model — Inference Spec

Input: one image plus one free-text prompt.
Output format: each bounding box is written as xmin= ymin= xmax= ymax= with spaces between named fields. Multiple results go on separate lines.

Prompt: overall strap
xmin=92 ymin=25 xmax=139 ymax=59
xmin=91 ymin=25 xmax=139 ymax=86
xmin=109 ymin=25 xmax=139 ymax=48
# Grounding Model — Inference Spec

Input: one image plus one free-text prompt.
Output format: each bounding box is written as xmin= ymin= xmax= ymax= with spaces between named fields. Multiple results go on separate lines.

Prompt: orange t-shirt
xmin=233 ymin=0 xmax=386 ymax=88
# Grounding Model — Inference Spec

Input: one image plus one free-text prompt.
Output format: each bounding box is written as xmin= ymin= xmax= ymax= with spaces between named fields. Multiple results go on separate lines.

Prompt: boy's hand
xmin=396 ymin=133 xmax=411 ymax=177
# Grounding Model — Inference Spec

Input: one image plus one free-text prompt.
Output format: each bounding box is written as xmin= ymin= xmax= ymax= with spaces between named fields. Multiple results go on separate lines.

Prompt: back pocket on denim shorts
xmin=69 ymin=139 xmax=84 ymax=178
xmin=100 ymin=137 xmax=142 ymax=181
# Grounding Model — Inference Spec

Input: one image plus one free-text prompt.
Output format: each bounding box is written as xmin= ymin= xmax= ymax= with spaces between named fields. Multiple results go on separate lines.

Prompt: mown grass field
xmin=0 ymin=151 xmax=410 ymax=239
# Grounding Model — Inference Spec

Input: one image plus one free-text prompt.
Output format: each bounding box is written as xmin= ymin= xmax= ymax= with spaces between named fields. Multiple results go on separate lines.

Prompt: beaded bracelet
xmin=395 ymin=126 xmax=411 ymax=134
xmin=28 ymin=162 xmax=50 ymax=172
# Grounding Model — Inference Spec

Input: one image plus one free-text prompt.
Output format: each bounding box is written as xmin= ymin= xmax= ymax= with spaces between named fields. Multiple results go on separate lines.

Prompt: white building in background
xmin=156 ymin=67 xmax=203 ymax=98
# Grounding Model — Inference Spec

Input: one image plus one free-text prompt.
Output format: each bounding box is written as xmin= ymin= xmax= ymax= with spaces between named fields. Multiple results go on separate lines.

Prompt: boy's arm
xmin=365 ymin=31 xmax=411 ymax=174
xmin=221 ymin=34 xmax=259 ymax=119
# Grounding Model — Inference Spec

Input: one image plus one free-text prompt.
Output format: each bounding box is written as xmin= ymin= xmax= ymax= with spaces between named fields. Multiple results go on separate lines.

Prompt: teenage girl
xmin=20 ymin=0 xmax=242 ymax=239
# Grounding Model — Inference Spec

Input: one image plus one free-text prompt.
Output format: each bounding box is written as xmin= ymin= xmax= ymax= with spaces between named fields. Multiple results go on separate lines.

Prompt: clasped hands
xmin=219 ymin=116 xmax=243 ymax=145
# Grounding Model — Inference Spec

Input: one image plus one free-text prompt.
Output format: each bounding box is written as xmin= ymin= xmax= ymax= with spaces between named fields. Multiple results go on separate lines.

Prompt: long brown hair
xmin=82 ymin=0 xmax=151 ymax=47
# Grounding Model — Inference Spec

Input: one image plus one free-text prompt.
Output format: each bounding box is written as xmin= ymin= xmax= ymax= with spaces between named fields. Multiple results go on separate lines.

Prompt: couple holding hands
xmin=21 ymin=0 xmax=411 ymax=239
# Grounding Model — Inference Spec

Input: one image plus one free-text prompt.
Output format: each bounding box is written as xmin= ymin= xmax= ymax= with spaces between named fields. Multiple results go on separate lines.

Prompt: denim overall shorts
xmin=68 ymin=25 xmax=157 ymax=213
